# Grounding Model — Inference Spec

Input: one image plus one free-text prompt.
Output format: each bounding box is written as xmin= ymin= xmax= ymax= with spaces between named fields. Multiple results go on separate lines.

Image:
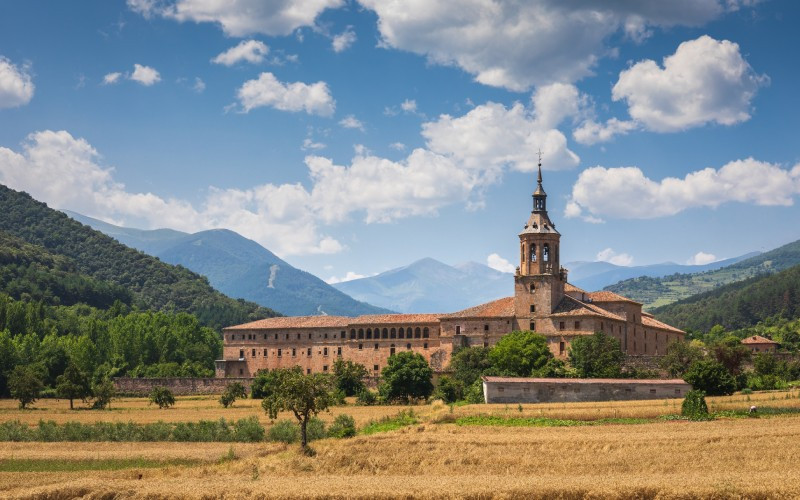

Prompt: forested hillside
xmin=605 ymin=238 xmax=800 ymax=309
xmin=0 ymin=185 xmax=278 ymax=330
xmin=653 ymin=264 xmax=800 ymax=333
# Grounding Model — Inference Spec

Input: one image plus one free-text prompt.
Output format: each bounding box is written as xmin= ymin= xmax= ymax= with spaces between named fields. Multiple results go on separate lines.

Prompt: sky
xmin=1 ymin=0 xmax=800 ymax=284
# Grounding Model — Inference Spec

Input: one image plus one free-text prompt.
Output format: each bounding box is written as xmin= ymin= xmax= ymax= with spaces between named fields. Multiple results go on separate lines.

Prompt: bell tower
xmin=514 ymin=154 xmax=566 ymax=331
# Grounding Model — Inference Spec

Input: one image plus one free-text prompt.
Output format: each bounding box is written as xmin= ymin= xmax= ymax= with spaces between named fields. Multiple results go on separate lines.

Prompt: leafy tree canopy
xmin=489 ymin=330 xmax=554 ymax=377
xmin=332 ymin=359 xmax=368 ymax=397
xmin=568 ymin=332 xmax=624 ymax=378
xmin=379 ymin=351 xmax=434 ymax=403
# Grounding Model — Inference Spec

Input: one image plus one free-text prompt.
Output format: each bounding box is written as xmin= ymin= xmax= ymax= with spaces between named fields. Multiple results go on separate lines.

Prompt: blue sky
xmin=1 ymin=0 xmax=799 ymax=283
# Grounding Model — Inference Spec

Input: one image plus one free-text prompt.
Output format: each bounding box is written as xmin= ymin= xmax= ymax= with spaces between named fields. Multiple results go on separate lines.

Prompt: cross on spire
xmin=536 ymin=149 xmax=543 ymax=185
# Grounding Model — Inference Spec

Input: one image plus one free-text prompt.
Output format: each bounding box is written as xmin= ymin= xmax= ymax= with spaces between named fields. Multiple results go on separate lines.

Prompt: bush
xmin=356 ymin=389 xmax=377 ymax=406
xmin=92 ymin=378 xmax=115 ymax=410
xmin=464 ymin=379 xmax=485 ymax=404
xmin=746 ymin=374 xmax=789 ymax=391
xmin=268 ymin=419 xmax=300 ymax=444
xmin=684 ymin=360 xmax=736 ymax=396
xmin=328 ymin=414 xmax=356 ymax=438
xmin=681 ymin=390 xmax=710 ymax=420
xmin=219 ymin=382 xmax=248 ymax=408
xmin=233 ymin=416 xmax=265 ymax=442
xmin=306 ymin=416 xmax=327 ymax=441
xmin=148 ymin=386 xmax=175 ymax=409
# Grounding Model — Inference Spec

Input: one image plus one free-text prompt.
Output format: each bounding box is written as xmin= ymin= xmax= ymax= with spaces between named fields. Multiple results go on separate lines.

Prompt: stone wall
xmin=482 ymin=376 xmax=690 ymax=404
xmin=114 ymin=377 xmax=253 ymax=396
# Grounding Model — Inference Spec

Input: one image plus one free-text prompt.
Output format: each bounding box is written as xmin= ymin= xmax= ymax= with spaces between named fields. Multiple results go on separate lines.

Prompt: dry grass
xmin=3 ymin=416 xmax=800 ymax=498
xmin=2 ymin=390 xmax=800 ymax=498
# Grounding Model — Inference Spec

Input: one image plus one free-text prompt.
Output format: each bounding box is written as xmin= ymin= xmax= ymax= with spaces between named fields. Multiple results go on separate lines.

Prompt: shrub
xmin=219 ymin=382 xmax=248 ymax=408
xmin=681 ymin=390 xmax=710 ymax=421
xmin=464 ymin=379 xmax=485 ymax=404
xmin=684 ymin=360 xmax=736 ymax=396
xmin=92 ymin=378 xmax=115 ymax=410
xmin=328 ymin=414 xmax=356 ymax=438
xmin=431 ymin=375 xmax=464 ymax=403
xmin=356 ymin=389 xmax=377 ymax=406
xmin=148 ymin=386 xmax=175 ymax=409
xmin=306 ymin=416 xmax=327 ymax=441
xmin=233 ymin=417 xmax=265 ymax=442
xmin=268 ymin=419 xmax=299 ymax=444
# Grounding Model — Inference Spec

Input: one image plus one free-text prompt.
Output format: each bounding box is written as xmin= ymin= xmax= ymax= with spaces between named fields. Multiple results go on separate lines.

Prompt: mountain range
xmin=63 ymin=211 xmax=391 ymax=317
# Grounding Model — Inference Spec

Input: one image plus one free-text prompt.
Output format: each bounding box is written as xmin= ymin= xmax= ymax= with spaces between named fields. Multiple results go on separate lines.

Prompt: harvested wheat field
xmin=2 ymin=391 xmax=800 ymax=498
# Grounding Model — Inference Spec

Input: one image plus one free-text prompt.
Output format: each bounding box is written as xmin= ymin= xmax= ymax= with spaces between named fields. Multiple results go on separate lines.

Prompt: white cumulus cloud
xmin=687 ymin=252 xmax=718 ymax=266
xmin=566 ymin=158 xmax=800 ymax=221
xmin=573 ymin=118 xmax=638 ymax=145
xmin=212 ymin=40 xmax=269 ymax=66
xmin=357 ymin=0 xmax=752 ymax=91
xmin=103 ymin=72 xmax=123 ymax=85
xmin=0 ymin=57 xmax=34 ymax=108
xmin=339 ymin=115 xmax=364 ymax=130
xmin=129 ymin=64 xmax=161 ymax=86
xmin=237 ymin=72 xmax=335 ymax=116
xmin=596 ymin=248 xmax=634 ymax=267
xmin=613 ymin=35 xmax=767 ymax=133
xmin=332 ymin=27 xmax=356 ymax=52
xmin=487 ymin=253 xmax=515 ymax=273
xmin=128 ymin=0 xmax=344 ymax=37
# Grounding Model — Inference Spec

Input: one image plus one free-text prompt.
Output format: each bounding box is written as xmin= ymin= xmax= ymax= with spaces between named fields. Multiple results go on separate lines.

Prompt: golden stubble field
xmin=1 ymin=390 xmax=800 ymax=499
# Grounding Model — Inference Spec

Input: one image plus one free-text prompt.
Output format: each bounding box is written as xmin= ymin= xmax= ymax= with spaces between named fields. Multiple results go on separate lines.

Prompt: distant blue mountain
xmin=332 ymin=258 xmax=511 ymax=313
xmin=63 ymin=211 xmax=391 ymax=317
xmin=565 ymin=253 xmax=760 ymax=291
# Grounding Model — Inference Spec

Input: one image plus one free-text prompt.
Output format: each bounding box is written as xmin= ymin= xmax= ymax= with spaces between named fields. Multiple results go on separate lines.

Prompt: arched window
xmin=521 ymin=243 xmax=525 ymax=264
xmin=382 ymin=328 xmax=388 ymax=339
xmin=530 ymin=283 xmax=535 ymax=293
xmin=398 ymin=327 xmax=405 ymax=339
xmin=543 ymin=243 xmax=550 ymax=262
xmin=350 ymin=329 xmax=356 ymax=339
xmin=423 ymin=327 xmax=429 ymax=338
xmin=390 ymin=344 xmax=396 ymax=356
xmin=390 ymin=328 xmax=396 ymax=339
xmin=415 ymin=327 xmax=421 ymax=338
xmin=358 ymin=328 xmax=364 ymax=339
xmin=366 ymin=328 xmax=372 ymax=339
xmin=531 ymin=243 xmax=537 ymax=262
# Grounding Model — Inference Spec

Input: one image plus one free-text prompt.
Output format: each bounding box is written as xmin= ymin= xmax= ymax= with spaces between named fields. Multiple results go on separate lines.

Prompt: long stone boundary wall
xmin=482 ymin=376 xmax=691 ymax=404
xmin=114 ymin=377 xmax=253 ymax=396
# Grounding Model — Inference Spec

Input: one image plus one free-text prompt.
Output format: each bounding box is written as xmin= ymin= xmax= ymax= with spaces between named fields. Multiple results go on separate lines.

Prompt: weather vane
xmin=537 ymin=148 xmax=543 ymax=166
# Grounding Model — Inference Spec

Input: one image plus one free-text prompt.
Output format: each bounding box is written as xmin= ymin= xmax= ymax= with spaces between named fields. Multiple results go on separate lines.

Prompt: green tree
xmin=379 ymin=351 xmax=434 ymax=403
xmin=683 ymin=360 xmax=736 ymax=396
xmin=753 ymin=352 xmax=778 ymax=376
xmin=711 ymin=336 xmax=751 ymax=375
xmin=0 ymin=329 xmax=17 ymax=397
xmin=261 ymin=367 xmax=336 ymax=451
xmin=251 ymin=369 xmax=280 ymax=399
xmin=568 ymin=332 xmax=624 ymax=378
xmin=332 ymin=359 xmax=369 ymax=397
xmin=489 ymin=331 xmax=554 ymax=377
xmin=91 ymin=377 xmax=115 ymax=410
xmin=660 ymin=340 xmax=704 ymax=377
xmin=8 ymin=364 xmax=44 ymax=409
xmin=681 ymin=390 xmax=710 ymax=420
xmin=219 ymin=381 xmax=248 ymax=408
xmin=148 ymin=386 xmax=176 ymax=409
xmin=431 ymin=375 xmax=464 ymax=403
xmin=449 ymin=346 xmax=492 ymax=387
xmin=55 ymin=362 xmax=92 ymax=410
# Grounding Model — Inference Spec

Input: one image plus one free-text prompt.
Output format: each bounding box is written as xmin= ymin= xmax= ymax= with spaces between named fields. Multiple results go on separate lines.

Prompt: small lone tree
xmin=55 ymin=362 xmax=92 ymax=410
xmin=8 ymin=365 xmax=44 ymax=409
xmin=332 ymin=359 xmax=369 ymax=396
xmin=149 ymin=386 xmax=176 ymax=409
xmin=92 ymin=378 xmax=116 ymax=410
xmin=569 ymin=332 xmax=624 ymax=378
xmin=379 ymin=351 xmax=434 ymax=403
xmin=681 ymin=390 xmax=710 ymax=421
xmin=261 ymin=367 xmax=335 ymax=451
xmin=219 ymin=381 xmax=248 ymax=408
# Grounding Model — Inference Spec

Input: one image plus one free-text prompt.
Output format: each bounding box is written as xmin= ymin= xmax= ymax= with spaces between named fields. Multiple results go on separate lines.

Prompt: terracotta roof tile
xmin=741 ymin=335 xmax=779 ymax=345
xmin=442 ymin=297 xmax=515 ymax=319
xmin=564 ymin=283 xmax=587 ymax=293
xmin=482 ymin=376 xmax=689 ymax=385
xmin=588 ymin=291 xmax=641 ymax=304
xmin=641 ymin=315 xmax=685 ymax=334
xmin=350 ymin=314 xmax=441 ymax=325
xmin=224 ymin=316 xmax=352 ymax=330
xmin=551 ymin=295 xmax=624 ymax=321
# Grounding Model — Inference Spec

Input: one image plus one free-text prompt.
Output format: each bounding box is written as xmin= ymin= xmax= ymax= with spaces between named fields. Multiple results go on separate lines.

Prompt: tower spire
xmin=537 ymin=149 xmax=543 ymax=185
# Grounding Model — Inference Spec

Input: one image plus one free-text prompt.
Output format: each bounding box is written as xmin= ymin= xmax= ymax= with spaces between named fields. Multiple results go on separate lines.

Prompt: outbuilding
xmin=482 ymin=376 xmax=691 ymax=404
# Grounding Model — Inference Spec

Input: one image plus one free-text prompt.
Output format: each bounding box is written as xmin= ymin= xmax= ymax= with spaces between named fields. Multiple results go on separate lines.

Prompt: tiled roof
xmin=225 ymin=316 xmax=352 ymax=330
xmin=551 ymin=295 xmax=624 ymax=321
xmin=564 ymin=283 xmax=587 ymax=293
xmin=350 ymin=314 xmax=441 ymax=325
xmin=442 ymin=297 xmax=515 ymax=319
xmin=741 ymin=335 xmax=779 ymax=345
xmin=588 ymin=291 xmax=641 ymax=304
xmin=641 ymin=315 xmax=685 ymax=334
xmin=225 ymin=312 xmax=442 ymax=331
xmin=482 ymin=376 xmax=688 ymax=385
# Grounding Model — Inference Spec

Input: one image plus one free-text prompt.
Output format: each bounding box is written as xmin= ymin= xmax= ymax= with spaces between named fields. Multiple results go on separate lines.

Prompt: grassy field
xmin=2 ymin=391 xmax=800 ymax=498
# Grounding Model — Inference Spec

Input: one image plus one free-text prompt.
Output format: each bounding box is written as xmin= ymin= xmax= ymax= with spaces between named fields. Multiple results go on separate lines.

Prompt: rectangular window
xmin=275 ymin=333 xmax=278 ymax=340
xmin=252 ymin=349 xmax=256 ymax=357
xmin=323 ymin=365 xmax=328 ymax=372
xmin=373 ymin=364 xmax=379 ymax=371
xmin=307 ymin=368 xmax=311 ymax=374
xmin=307 ymin=347 xmax=312 ymax=357
xmin=650 ymin=389 xmax=657 ymax=394
xmin=530 ymin=321 xmax=535 ymax=331
xmin=456 ymin=325 xmax=461 ymax=335
xmin=337 ymin=346 xmax=342 ymax=356
xmin=323 ymin=347 xmax=328 ymax=356
xmin=497 ymin=387 xmax=504 ymax=392
xmin=263 ymin=349 xmax=267 ymax=357
xmin=358 ymin=343 xmax=363 ymax=350
xmin=559 ymin=341 xmax=565 ymax=354
xmin=559 ymin=321 xmax=565 ymax=330
xmin=277 ymin=349 xmax=282 ymax=357
xmin=292 ymin=348 xmax=296 ymax=357
xmin=574 ymin=321 xmax=580 ymax=329
xmin=484 ymin=324 xmax=489 ymax=331
xmin=324 ymin=333 xmax=328 ymax=339
xmin=264 ymin=334 xmax=267 ymax=340
xmin=529 ymin=305 xmax=535 ymax=313
xmin=296 ymin=333 xmax=300 ymax=340
xmin=423 ymin=342 xmax=428 ymax=349
xmin=600 ymin=322 xmax=604 ymax=331
xmin=239 ymin=349 xmax=244 ymax=359
xmin=374 ymin=343 xmax=379 ymax=350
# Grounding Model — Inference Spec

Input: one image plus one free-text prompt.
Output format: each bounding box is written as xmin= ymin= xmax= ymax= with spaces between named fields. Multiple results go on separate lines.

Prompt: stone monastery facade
xmin=216 ymin=163 xmax=685 ymax=378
